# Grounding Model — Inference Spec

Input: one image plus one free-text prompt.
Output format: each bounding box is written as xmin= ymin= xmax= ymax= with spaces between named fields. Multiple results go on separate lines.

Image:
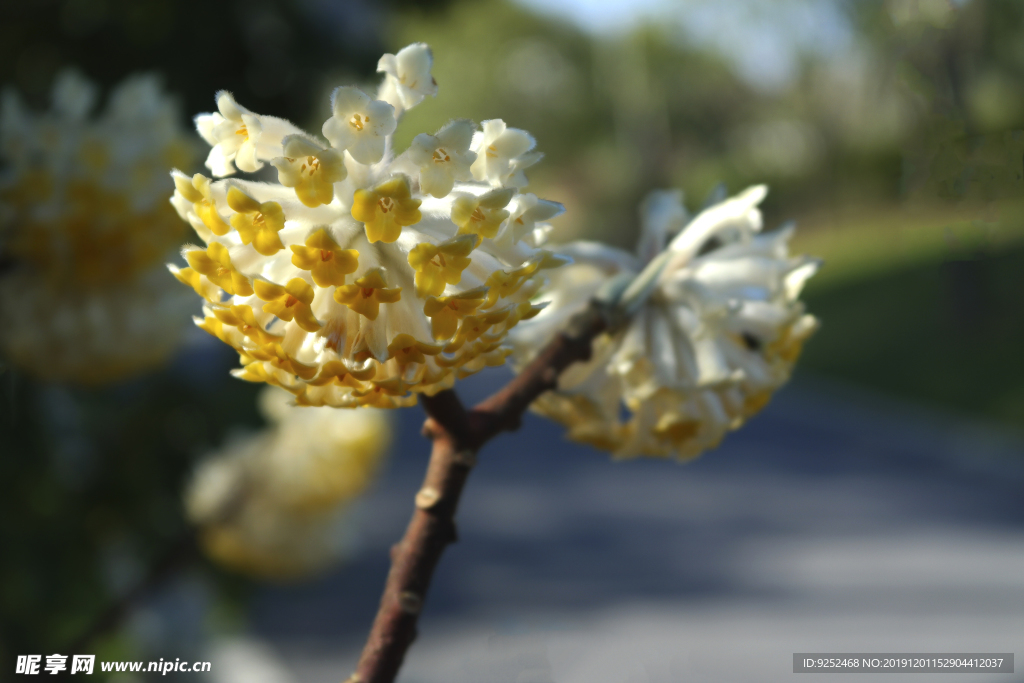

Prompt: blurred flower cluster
xmin=171 ymin=43 xmax=565 ymax=408
xmin=184 ymin=387 xmax=392 ymax=579
xmin=0 ymin=71 xmax=197 ymax=383
xmin=510 ymin=187 xmax=819 ymax=459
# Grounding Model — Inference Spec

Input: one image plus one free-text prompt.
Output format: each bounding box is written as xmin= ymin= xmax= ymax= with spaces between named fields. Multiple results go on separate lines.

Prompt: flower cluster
xmin=0 ymin=71 xmax=197 ymax=383
xmin=171 ymin=43 xmax=565 ymax=408
xmin=184 ymin=387 xmax=391 ymax=579
xmin=509 ymin=187 xmax=819 ymax=459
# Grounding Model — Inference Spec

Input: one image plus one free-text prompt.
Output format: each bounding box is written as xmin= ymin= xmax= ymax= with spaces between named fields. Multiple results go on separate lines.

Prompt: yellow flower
xmin=271 ymin=135 xmax=346 ymax=208
xmin=289 ymin=228 xmax=359 ymax=287
xmin=184 ymin=386 xmax=393 ymax=579
xmin=210 ymin=304 xmax=282 ymax=346
xmin=386 ymin=334 xmax=443 ymax=365
xmin=253 ymin=277 xmax=321 ymax=332
xmin=307 ymin=360 xmax=376 ymax=387
xmin=354 ymin=377 xmax=415 ymax=401
xmin=196 ymin=314 xmax=247 ymax=351
xmin=351 ymin=383 xmax=419 ymax=409
xmin=407 ymin=234 xmax=476 ymax=298
xmin=450 ymin=306 xmax=512 ymax=347
xmin=227 ymin=186 xmax=285 ymax=255
xmin=351 ymin=176 xmax=421 ymax=243
xmin=173 ymin=172 xmax=231 ymax=236
xmin=0 ymin=71 xmax=199 ymax=384
xmin=183 ymin=242 xmax=254 ymax=296
xmin=451 ymin=187 xmax=514 ymax=240
xmin=243 ymin=341 xmax=319 ymax=380
xmin=169 ymin=263 xmax=222 ymax=302
xmin=422 ymin=287 xmax=487 ymax=340
xmin=480 ymin=252 xmax=565 ymax=308
xmin=333 ymin=268 xmax=402 ymax=321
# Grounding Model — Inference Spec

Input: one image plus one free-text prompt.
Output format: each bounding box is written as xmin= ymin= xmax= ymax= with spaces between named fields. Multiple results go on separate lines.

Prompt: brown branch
xmin=351 ymin=304 xmax=608 ymax=683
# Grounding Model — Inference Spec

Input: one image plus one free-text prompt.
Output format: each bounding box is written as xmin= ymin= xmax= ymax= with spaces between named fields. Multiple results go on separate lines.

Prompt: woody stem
xmin=351 ymin=302 xmax=608 ymax=683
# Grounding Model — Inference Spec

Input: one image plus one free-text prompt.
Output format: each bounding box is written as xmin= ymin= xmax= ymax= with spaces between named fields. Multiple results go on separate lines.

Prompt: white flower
xmin=377 ymin=42 xmax=438 ymax=114
xmin=184 ymin=386 xmax=392 ymax=579
xmin=0 ymin=70 xmax=198 ymax=384
xmin=171 ymin=43 xmax=563 ymax=408
xmin=500 ymin=192 xmax=564 ymax=247
xmin=51 ymin=69 xmax=97 ymax=121
xmin=470 ymin=119 xmax=543 ymax=188
xmin=402 ymin=119 xmax=476 ymax=198
xmin=195 ymin=91 xmax=303 ymax=176
xmin=509 ymin=186 xmax=819 ymax=460
xmin=322 ymin=86 xmax=397 ymax=165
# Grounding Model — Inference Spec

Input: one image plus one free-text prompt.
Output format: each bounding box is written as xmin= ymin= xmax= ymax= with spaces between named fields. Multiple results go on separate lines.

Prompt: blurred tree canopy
xmin=0 ymin=0 xmax=446 ymax=128
xmin=384 ymin=0 xmax=1024 ymax=246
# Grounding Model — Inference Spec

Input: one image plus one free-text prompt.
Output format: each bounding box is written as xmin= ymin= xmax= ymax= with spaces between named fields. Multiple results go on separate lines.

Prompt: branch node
xmin=398 ymin=591 xmax=422 ymax=615
xmin=421 ymin=419 xmax=441 ymax=440
xmin=414 ymin=487 xmax=441 ymax=510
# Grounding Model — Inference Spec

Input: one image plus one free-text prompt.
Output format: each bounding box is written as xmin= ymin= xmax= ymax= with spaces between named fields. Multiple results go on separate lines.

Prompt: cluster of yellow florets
xmin=184 ymin=387 xmax=392 ymax=579
xmin=171 ymin=44 xmax=565 ymax=408
xmin=0 ymin=71 xmax=197 ymax=383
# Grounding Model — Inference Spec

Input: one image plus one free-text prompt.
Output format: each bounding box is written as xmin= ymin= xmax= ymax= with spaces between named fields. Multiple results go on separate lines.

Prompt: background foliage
xmin=2 ymin=0 xmax=1022 ymax=673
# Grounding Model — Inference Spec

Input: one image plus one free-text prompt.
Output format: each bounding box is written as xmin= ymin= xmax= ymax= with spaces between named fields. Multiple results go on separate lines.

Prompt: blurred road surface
xmin=213 ymin=369 xmax=1024 ymax=683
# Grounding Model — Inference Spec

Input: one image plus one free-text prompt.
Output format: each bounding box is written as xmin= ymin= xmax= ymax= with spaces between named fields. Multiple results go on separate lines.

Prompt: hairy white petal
xmin=510 ymin=186 xmax=818 ymax=460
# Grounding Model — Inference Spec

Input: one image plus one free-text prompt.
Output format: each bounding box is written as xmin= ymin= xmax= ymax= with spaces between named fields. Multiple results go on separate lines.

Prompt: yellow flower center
xmin=378 ymin=197 xmax=395 ymax=213
xmin=300 ymin=155 xmax=320 ymax=176
xmin=234 ymin=126 xmax=248 ymax=139
xmin=432 ymin=148 xmax=451 ymax=163
xmin=349 ymin=113 xmax=366 ymax=131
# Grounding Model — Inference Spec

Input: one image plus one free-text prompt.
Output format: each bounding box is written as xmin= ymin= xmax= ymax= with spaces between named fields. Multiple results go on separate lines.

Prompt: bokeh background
xmin=2 ymin=0 xmax=1023 ymax=681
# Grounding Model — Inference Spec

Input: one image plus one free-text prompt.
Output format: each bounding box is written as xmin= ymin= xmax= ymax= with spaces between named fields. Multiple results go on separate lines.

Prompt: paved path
xmin=213 ymin=370 xmax=1024 ymax=683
